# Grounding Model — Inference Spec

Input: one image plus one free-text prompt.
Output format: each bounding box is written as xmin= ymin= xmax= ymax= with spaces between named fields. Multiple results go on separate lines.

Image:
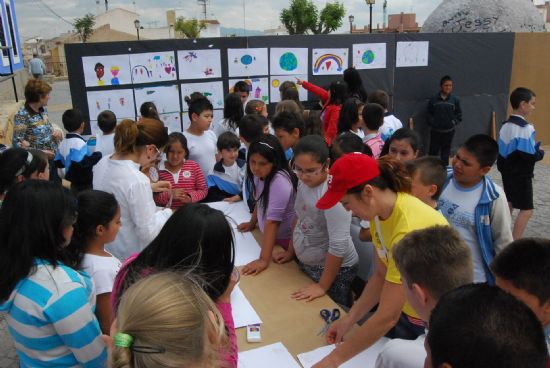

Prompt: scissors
xmin=317 ymin=308 xmax=340 ymax=336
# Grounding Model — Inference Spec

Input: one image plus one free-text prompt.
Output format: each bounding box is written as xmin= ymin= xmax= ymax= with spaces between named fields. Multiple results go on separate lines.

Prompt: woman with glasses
xmin=93 ymin=118 xmax=172 ymax=261
xmin=274 ymin=135 xmax=358 ymax=306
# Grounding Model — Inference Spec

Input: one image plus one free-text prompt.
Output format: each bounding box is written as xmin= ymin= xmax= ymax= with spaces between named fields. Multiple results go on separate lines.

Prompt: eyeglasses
xmin=292 ymin=163 xmax=327 ymax=178
xmin=151 ymin=145 xmax=162 ymax=160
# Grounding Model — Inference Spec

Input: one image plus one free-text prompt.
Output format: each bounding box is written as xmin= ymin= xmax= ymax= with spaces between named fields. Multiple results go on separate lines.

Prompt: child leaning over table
xmin=275 ymin=135 xmax=358 ymax=307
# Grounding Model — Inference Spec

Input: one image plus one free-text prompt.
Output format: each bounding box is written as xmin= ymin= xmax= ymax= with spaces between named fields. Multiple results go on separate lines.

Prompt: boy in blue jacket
xmin=54 ymin=109 xmax=102 ymax=193
xmin=497 ymin=87 xmax=544 ymax=240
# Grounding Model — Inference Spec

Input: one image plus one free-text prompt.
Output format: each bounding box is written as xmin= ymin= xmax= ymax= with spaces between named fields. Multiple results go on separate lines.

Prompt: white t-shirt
xmin=95 ymin=133 xmax=115 ymax=157
xmin=81 ymin=253 xmax=122 ymax=295
xmin=183 ymin=130 xmax=217 ymax=177
xmin=380 ymin=114 xmax=403 ymax=141
xmin=293 ymin=180 xmax=358 ymax=267
xmin=211 ymin=118 xmax=239 ymax=137
xmin=439 ymin=178 xmax=486 ymax=282
xmin=375 ymin=334 xmax=426 ymax=368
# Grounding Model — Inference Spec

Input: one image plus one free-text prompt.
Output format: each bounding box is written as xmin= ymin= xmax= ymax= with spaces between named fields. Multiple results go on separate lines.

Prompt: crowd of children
xmin=0 ymin=74 xmax=548 ymax=368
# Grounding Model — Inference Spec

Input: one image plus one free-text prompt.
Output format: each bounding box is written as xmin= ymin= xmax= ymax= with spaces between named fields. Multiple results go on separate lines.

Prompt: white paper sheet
xmin=269 ymin=75 xmax=308 ymax=103
xmin=229 ymin=77 xmax=269 ymax=105
xmin=239 ymin=342 xmax=302 ymax=368
xmin=396 ymin=41 xmax=429 ymax=67
xmin=233 ymin=231 xmax=261 ymax=266
xmin=182 ymin=109 xmax=222 ymax=131
xmin=297 ymin=338 xmax=390 ymax=368
xmin=230 ymin=285 xmax=262 ymax=328
xmin=129 ymin=51 xmax=177 ymax=83
xmin=134 ymin=84 xmax=180 ymax=115
xmin=312 ymin=48 xmax=349 ymax=75
xmin=206 ymin=201 xmax=252 ymax=227
xmin=270 ymin=47 xmax=309 ymax=75
xmin=87 ymin=89 xmax=135 ymax=121
xmin=206 ymin=201 xmax=260 ymax=266
xmin=352 ymin=43 xmax=387 ymax=70
xmin=227 ymin=48 xmax=269 ymax=77
xmin=178 ymin=49 xmax=222 ymax=80
xmin=82 ymin=54 xmax=132 ymax=87
xmin=180 ymin=81 xmax=225 ymax=111
xmin=160 ymin=112 xmax=182 ymax=133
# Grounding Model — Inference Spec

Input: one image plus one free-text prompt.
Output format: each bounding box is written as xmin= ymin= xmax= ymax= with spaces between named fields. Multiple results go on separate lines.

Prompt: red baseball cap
xmin=316 ymin=152 xmax=380 ymax=210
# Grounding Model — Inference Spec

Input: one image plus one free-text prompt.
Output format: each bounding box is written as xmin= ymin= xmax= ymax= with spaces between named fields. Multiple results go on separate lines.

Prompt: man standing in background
xmin=427 ymin=75 xmax=462 ymax=163
xmin=28 ymin=53 xmax=46 ymax=79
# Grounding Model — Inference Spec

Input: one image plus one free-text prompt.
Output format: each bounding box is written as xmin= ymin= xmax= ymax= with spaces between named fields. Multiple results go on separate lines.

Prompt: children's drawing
xmin=129 ymin=51 xmax=177 ymax=84
xmin=182 ymin=109 xmax=222 ymax=131
xmin=134 ymin=85 xmax=180 ymax=116
xmin=227 ymin=48 xmax=268 ymax=77
xmin=178 ymin=49 xmax=222 ymax=80
xmin=229 ymin=78 xmax=269 ymax=105
xmin=270 ymin=48 xmax=308 ymax=75
xmin=312 ymin=48 xmax=349 ymax=75
xmin=82 ymin=54 xmax=131 ymax=87
xmin=159 ymin=113 xmax=183 ymax=133
xmin=269 ymin=75 xmax=308 ymax=104
xmin=180 ymin=81 xmax=225 ymax=112
xmin=87 ymin=89 xmax=135 ymax=122
xmin=396 ymin=41 xmax=429 ymax=67
xmin=352 ymin=43 xmax=387 ymax=70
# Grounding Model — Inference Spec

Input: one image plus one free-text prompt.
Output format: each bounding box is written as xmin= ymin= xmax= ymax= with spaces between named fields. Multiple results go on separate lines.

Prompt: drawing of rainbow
xmin=313 ymin=54 xmax=344 ymax=73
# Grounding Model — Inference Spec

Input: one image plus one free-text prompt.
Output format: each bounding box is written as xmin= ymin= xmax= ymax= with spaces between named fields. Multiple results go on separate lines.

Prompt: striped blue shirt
xmin=0 ymin=259 xmax=107 ymax=367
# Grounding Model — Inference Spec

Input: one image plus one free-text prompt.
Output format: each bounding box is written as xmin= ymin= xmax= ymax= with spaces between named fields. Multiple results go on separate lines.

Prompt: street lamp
xmin=366 ymin=0 xmax=375 ymax=33
xmin=134 ymin=19 xmax=140 ymax=40
xmin=348 ymin=15 xmax=354 ymax=34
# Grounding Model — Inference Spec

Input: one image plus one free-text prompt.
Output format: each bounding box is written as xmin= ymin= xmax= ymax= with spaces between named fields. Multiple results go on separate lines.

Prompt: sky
xmin=13 ymin=0 xmax=548 ymax=41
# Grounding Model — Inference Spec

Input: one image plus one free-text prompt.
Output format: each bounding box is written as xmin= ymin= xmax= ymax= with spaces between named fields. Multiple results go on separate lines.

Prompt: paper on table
xmin=238 ymin=342 xmax=302 ymax=368
xmin=233 ymin=231 xmax=261 ymax=266
xmin=207 ymin=201 xmax=252 ymax=227
xmin=206 ymin=201 xmax=260 ymax=266
xmin=230 ymin=285 xmax=262 ymax=328
xmin=396 ymin=41 xmax=429 ymax=67
xmin=297 ymin=338 xmax=390 ymax=368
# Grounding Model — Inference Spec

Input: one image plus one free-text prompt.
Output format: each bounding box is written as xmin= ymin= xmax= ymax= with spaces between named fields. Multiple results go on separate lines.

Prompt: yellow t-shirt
xmin=370 ymin=192 xmax=449 ymax=318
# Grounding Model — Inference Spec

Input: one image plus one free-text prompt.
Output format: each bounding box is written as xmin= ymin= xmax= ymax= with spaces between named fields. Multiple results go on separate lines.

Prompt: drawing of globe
xmin=241 ymin=55 xmax=253 ymax=65
xmin=362 ymin=50 xmax=375 ymax=64
xmin=279 ymin=52 xmax=298 ymax=71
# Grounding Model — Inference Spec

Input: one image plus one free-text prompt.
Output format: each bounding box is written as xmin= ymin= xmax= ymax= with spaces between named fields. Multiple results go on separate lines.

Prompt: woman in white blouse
xmin=93 ymin=118 xmax=172 ymax=260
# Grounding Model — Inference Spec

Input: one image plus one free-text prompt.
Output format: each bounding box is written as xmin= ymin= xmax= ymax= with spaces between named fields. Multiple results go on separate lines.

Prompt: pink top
xmin=111 ymin=253 xmax=237 ymax=368
xmin=365 ymin=133 xmax=384 ymax=159
xmin=154 ymin=160 xmax=208 ymax=209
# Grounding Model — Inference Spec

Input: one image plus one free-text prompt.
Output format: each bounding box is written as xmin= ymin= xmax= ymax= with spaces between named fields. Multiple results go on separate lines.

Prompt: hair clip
xmin=114 ymin=332 xmax=134 ymax=348
xmin=258 ymin=142 xmax=274 ymax=150
xmin=14 ymin=151 xmax=33 ymax=177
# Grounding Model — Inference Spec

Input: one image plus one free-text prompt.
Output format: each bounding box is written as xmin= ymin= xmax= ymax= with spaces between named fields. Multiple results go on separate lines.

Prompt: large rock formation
xmin=422 ymin=0 xmax=546 ymax=33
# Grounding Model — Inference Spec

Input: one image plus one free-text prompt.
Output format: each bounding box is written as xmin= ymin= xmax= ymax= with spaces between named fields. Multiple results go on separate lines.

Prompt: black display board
xmin=66 ymin=33 xmax=514 ymax=151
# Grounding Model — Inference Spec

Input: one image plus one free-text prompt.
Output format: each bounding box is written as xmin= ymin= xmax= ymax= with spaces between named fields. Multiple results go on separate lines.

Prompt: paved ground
xmin=1 ymin=81 xmax=550 ymax=366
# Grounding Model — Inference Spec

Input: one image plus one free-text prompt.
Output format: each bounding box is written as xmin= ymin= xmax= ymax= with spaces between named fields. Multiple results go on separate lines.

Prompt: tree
xmin=174 ymin=17 xmax=207 ymax=39
xmin=280 ymin=0 xmax=345 ymax=35
xmin=74 ymin=13 xmax=95 ymax=43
